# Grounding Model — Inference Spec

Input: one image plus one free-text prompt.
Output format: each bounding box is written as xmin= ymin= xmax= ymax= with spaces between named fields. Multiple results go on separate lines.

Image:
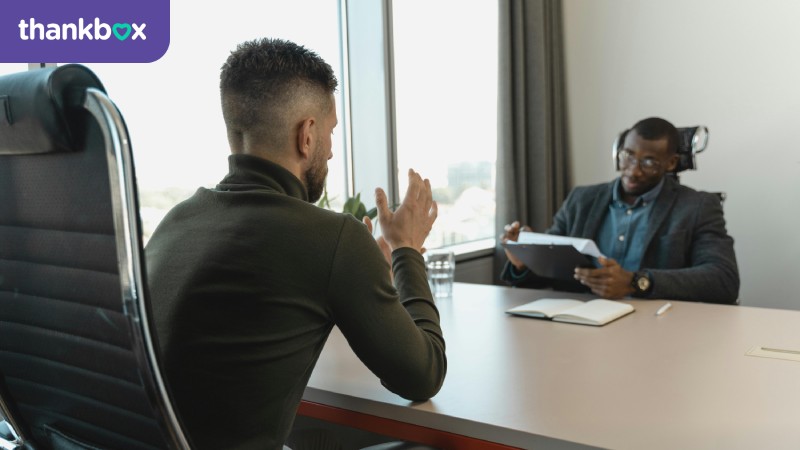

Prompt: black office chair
xmin=612 ymin=125 xmax=725 ymax=203
xmin=0 ymin=65 xmax=190 ymax=449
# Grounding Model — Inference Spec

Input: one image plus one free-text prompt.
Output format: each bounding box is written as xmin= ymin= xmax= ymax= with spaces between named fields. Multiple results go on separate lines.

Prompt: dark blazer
xmin=504 ymin=176 xmax=740 ymax=304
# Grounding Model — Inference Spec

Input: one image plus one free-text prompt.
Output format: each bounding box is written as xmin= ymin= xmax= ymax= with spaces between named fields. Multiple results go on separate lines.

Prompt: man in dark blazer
xmin=501 ymin=117 xmax=739 ymax=304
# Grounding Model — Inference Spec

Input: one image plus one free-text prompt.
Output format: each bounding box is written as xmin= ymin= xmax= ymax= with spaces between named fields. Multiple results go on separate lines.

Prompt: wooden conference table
xmin=298 ymin=283 xmax=800 ymax=450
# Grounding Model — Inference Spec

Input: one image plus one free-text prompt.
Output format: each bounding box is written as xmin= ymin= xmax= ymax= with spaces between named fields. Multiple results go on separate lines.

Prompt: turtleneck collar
xmin=216 ymin=154 xmax=309 ymax=202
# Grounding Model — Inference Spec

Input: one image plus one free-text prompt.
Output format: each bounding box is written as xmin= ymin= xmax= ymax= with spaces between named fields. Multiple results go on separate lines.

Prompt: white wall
xmin=562 ymin=0 xmax=800 ymax=309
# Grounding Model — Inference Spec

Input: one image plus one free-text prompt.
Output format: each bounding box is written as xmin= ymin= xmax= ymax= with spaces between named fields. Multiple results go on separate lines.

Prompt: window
xmin=0 ymin=64 xmax=29 ymax=76
xmin=391 ymin=0 xmax=498 ymax=248
xmin=34 ymin=0 xmax=499 ymax=252
xmin=80 ymin=0 xmax=345 ymax=242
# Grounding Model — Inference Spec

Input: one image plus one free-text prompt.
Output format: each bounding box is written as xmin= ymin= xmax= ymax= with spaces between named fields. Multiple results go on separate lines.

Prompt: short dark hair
xmin=220 ymin=38 xmax=338 ymax=151
xmin=622 ymin=117 xmax=679 ymax=154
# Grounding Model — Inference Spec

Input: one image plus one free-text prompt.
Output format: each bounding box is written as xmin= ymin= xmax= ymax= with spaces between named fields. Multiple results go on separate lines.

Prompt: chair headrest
xmin=0 ymin=64 xmax=105 ymax=155
xmin=674 ymin=126 xmax=708 ymax=172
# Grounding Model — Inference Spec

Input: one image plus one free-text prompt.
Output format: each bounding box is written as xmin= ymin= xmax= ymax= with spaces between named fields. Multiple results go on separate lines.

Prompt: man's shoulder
xmin=667 ymin=179 xmax=722 ymax=203
xmin=150 ymin=187 xmax=353 ymax=242
xmin=572 ymin=180 xmax=614 ymax=193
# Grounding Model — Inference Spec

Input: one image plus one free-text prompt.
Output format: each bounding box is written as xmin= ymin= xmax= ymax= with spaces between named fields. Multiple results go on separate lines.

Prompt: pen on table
xmin=655 ymin=302 xmax=672 ymax=316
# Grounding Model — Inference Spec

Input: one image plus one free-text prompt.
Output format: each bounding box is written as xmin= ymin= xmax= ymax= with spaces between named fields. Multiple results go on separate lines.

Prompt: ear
xmin=665 ymin=153 xmax=679 ymax=172
xmin=296 ymin=117 xmax=316 ymax=161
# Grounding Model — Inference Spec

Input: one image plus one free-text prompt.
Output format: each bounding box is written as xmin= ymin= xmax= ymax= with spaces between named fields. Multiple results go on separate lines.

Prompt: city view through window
xmin=392 ymin=0 xmax=498 ymax=248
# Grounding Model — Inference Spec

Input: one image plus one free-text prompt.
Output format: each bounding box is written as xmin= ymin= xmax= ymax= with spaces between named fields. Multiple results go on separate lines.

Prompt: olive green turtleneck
xmin=145 ymin=154 xmax=446 ymax=450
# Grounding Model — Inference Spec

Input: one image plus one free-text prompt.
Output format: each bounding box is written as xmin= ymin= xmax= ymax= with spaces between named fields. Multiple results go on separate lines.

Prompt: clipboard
xmin=502 ymin=242 xmax=597 ymax=281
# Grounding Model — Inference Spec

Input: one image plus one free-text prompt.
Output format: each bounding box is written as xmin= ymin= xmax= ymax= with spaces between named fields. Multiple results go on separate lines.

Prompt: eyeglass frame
xmin=617 ymin=149 xmax=665 ymax=173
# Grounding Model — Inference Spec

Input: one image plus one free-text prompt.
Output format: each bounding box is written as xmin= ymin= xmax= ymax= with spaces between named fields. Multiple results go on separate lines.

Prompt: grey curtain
xmin=493 ymin=0 xmax=570 ymax=284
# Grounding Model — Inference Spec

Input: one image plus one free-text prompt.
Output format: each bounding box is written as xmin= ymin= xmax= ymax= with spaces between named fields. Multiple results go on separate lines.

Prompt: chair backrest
xmin=672 ymin=126 xmax=709 ymax=174
xmin=0 ymin=65 xmax=190 ymax=449
xmin=612 ymin=125 xmax=709 ymax=178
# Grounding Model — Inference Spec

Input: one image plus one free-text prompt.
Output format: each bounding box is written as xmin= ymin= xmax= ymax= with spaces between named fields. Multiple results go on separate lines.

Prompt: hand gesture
xmin=500 ymin=221 xmax=531 ymax=271
xmin=573 ymin=256 xmax=634 ymax=299
xmin=375 ymin=169 xmax=438 ymax=253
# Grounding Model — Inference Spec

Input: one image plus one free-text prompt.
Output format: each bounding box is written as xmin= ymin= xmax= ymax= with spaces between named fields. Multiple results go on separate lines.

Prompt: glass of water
xmin=425 ymin=249 xmax=455 ymax=300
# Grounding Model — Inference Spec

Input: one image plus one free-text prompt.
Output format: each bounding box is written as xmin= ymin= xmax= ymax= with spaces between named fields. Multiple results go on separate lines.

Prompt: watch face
xmin=637 ymin=276 xmax=650 ymax=291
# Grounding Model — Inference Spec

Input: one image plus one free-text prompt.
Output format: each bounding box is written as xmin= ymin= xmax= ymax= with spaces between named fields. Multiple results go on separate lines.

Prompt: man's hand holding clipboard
xmin=501 ymin=228 xmax=601 ymax=281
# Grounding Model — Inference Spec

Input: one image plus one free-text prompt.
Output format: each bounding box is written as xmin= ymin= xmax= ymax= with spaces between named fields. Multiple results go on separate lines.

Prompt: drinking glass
xmin=425 ymin=249 xmax=455 ymax=299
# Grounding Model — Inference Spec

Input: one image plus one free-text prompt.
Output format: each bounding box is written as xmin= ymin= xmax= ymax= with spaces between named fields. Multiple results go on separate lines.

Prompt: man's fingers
xmin=502 ymin=221 xmax=530 ymax=242
xmin=377 ymin=168 xmax=437 ymax=253
xmin=598 ymin=256 xmax=618 ymax=267
xmin=362 ymin=216 xmax=373 ymax=234
xmin=375 ymin=187 xmax=386 ymax=206
xmin=403 ymin=169 xmax=422 ymax=204
xmin=580 ymin=278 xmax=604 ymax=291
xmin=423 ymin=178 xmax=433 ymax=212
xmin=428 ymin=200 xmax=438 ymax=223
xmin=375 ymin=187 xmax=391 ymax=219
xmin=574 ymin=268 xmax=607 ymax=284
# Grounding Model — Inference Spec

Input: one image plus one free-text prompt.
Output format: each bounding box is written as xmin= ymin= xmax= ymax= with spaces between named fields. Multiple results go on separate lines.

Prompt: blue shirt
xmin=595 ymin=178 xmax=664 ymax=272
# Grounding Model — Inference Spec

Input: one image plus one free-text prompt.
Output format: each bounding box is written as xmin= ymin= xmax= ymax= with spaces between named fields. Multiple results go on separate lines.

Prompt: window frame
xmin=343 ymin=0 xmax=498 ymax=256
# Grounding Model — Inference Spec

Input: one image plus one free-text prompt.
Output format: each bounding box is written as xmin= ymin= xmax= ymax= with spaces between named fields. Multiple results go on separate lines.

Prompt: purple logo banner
xmin=0 ymin=0 xmax=169 ymax=63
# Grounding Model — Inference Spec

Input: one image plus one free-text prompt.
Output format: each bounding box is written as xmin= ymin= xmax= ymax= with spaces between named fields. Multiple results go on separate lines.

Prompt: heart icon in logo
xmin=112 ymin=23 xmax=132 ymax=41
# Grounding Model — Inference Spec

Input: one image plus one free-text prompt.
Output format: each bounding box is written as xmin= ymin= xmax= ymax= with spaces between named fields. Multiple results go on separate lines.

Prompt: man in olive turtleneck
xmin=145 ymin=38 xmax=446 ymax=450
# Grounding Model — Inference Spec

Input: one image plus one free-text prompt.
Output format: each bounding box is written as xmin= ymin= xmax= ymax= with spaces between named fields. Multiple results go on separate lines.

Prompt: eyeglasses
xmin=618 ymin=150 xmax=662 ymax=173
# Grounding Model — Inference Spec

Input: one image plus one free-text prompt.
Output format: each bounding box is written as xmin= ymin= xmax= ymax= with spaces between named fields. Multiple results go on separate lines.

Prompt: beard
xmin=304 ymin=139 xmax=328 ymax=203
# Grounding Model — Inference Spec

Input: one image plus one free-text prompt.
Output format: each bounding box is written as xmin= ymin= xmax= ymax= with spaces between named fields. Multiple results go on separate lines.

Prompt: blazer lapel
xmin=641 ymin=177 xmax=678 ymax=256
xmin=582 ymin=181 xmax=614 ymax=238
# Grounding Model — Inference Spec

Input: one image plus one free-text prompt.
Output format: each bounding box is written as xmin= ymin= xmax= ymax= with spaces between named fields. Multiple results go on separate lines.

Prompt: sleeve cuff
xmin=508 ymin=263 xmax=530 ymax=280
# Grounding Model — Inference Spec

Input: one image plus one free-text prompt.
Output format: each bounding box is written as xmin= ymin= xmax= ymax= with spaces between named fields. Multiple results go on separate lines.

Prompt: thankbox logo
xmin=1 ymin=0 xmax=169 ymax=63
xmin=18 ymin=18 xmax=147 ymax=41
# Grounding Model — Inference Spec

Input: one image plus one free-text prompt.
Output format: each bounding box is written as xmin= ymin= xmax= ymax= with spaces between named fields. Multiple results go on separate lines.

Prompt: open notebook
xmin=506 ymin=298 xmax=635 ymax=326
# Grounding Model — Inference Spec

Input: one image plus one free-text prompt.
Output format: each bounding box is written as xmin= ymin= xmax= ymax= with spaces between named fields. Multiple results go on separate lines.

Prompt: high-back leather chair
xmin=0 ymin=65 xmax=190 ymax=449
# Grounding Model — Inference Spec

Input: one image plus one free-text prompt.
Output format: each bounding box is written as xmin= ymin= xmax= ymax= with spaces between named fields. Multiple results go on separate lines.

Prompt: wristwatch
xmin=631 ymin=271 xmax=653 ymax=296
